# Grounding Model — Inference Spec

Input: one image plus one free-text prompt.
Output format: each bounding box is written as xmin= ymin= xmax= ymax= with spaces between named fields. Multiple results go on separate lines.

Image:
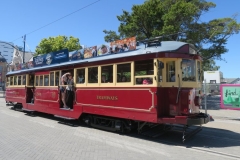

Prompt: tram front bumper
xmin=187 ymin=113 xmax=210 ymax=126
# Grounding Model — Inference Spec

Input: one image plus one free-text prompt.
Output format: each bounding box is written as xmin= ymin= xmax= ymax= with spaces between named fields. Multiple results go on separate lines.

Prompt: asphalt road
xmin=1 ymin=97 xmax=240 ymax=160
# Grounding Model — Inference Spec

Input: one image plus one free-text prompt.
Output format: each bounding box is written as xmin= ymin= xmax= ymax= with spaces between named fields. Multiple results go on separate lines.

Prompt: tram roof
xmin=7 ymin=41 xmax=192 ymax=76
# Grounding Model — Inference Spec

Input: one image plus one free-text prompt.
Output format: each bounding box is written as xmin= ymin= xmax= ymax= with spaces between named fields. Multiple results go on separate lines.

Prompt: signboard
xmin=33 ymin=49 xmax=69 ymax=67
xmin=220 ymin=84 xmax=240 ymax=110
xmin=110 ymin=37 xmax=136 ymax=53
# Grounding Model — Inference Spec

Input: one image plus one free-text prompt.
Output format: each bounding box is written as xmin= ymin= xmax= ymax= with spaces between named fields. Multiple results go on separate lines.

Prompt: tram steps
xmin=22 ymin=108 xmax=35 ymax=112
xmin=54 ymin=115 xmax=76 ymax=120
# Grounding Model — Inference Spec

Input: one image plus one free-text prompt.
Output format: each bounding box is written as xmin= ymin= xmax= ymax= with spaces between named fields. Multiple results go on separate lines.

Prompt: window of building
xmin=88 ymin=67 xmax=98 ymax=83
xmin=166 ymin=61 xmax=175 ymax=82
xmin=210 ymin=80 xmax=216 ymax=84
xmin=101 ymin=65 xmax=113 ymax=83
xmin=44 ymin=75 xmax=49 ymax=86
xmin=50 ymin=72 xmax=54 ymax=86
xmin=117 ymin=63 xmax=131 ymax=83
xmin=76 ymin=68 xmax=85 ymax=84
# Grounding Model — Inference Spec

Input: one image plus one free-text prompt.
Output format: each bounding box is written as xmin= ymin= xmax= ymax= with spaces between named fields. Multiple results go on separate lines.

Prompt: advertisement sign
xmin=221 ymin=84 xmax=240 ymax=110
xmin=33 ymin=49 xmax=69 ymax=67
xmin=110 ymin=37 xmax=136 ymax=53
xmin=84 ymin=46 xmax=97 ymax=58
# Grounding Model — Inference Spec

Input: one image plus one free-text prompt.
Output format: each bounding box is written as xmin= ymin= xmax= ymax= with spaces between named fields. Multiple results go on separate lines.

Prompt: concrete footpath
xmin=200 ymin=109 xmax=240 ymax=120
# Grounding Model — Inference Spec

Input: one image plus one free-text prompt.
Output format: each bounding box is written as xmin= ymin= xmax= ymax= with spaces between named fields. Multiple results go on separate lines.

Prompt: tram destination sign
xmin=33 ymin=49 xmax=69 ymax=67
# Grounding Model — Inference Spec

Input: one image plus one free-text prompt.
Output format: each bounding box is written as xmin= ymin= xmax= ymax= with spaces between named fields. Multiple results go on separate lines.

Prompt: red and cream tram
xmin=5 ymin=38 xmax=209 ymax=141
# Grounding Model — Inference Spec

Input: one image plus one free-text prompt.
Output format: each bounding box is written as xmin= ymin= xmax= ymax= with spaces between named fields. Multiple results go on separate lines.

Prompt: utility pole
xmin=23 ymin=34 xmax=26 ymax=63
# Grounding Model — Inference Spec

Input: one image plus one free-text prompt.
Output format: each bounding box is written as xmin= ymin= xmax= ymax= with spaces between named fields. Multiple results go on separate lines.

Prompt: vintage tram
xmin=5 ymin=38 xmax=209 ymax=141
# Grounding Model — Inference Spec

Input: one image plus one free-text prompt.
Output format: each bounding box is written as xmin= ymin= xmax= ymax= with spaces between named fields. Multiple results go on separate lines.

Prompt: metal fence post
xmin=204 ymin=79 xmax=207 ymax=114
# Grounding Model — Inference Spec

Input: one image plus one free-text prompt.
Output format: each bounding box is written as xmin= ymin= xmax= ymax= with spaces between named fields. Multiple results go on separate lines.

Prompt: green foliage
xmin=103 ymin=0 xmax=240 ymax=71
xmin=103 ymin=30 xmax=121 ymax=42
xmin=35 ymin=35 xmax=81 ymax=56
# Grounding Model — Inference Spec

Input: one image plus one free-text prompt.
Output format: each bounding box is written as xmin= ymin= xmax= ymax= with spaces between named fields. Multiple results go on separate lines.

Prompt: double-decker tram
xmin=5 ymin=37 xmax=209 ymax=141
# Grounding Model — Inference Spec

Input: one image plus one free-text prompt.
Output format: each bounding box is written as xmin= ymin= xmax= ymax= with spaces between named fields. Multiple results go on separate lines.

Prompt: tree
xmin=103 ymin=0 xmax=240 ymax=70
xmin=35 ymin=35 xmax=81 ymax=55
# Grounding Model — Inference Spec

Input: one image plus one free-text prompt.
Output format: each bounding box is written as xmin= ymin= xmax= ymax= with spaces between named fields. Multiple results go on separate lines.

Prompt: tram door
xmin=59 ymin=70 xmax=75 ymax=109
xmin=26 ymin=74 xmax=35 ymax=104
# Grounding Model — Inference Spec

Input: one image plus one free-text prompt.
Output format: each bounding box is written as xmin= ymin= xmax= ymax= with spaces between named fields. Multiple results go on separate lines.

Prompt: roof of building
xmin=224 ymin=78 xmax=240 ymax=84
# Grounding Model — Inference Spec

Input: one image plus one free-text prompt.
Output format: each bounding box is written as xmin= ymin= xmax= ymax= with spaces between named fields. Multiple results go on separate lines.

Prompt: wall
xmin=204 ymin=71 xmax=221 ymax=83
xmin=220 ymin=84 xmax=240 ymax=110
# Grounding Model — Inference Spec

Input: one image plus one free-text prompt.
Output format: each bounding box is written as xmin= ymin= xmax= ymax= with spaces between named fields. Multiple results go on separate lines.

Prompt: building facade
xmin=203 ymin=71 xmax=224 ymax=84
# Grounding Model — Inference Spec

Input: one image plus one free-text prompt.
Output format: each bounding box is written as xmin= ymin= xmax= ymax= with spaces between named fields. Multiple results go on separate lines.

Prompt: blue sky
xmin=0 ymin=0 xmax=239 ymax=78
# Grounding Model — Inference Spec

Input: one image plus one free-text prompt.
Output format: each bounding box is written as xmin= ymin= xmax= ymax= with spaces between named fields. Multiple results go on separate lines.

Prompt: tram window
xmin=101 ymin=65 xmax=113 ymax=83
xmin=55 ymin=71 xmax=60 ymax=86
xmin=135 ymin=60 xmax=153 ymax=76
xmin=10 ymin=77 xmax=13 ymax=86
xmin=135 ymin=60 xmax=153 ymax=85
xmin=166 ymin=61 xmax=175 ymax=82
xmin=117 ymin=63 xmax=131 ymax=82
xmin=158 ymin=66 xmax=163 ymax=82
xmin=88 ymin=67 xmax=98 ymax=83
xmin=29 ymin=75 xmax=34 ymax=86
xmin=44 ymin=75 xmax=49 ymax=86
xmin=197 ymin=61 xmax=201 ymax=82
xmin=18 ymin=76 xmax=22 ymax=86
xmin=39 ymin=76 xmax=43 ymax=86
xmin=14 ymin=76 xmax=17 ymax=85
xmin=181 ymin=59 xmax=196 ymax=81
xmin=50 ymin=72 xmax=54 ymax=86
xmin=76 ymin=68 xmax=85 ymax=84
xmin=22 ymin=75 xmax=26 ymax=85
xmin=35 ymin=76 xmax=39 ymax=86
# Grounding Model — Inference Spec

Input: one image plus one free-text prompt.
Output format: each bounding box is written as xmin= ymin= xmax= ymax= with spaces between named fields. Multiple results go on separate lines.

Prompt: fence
xmin=201 ymin=83 xmax=221 ymax=95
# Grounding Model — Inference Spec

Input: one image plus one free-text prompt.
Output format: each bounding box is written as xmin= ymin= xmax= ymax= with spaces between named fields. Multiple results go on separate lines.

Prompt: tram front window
xmin=166 ymin=61 xmax=175 ymax=82
xmin=181 ymin=59 xmax=196 ymax=81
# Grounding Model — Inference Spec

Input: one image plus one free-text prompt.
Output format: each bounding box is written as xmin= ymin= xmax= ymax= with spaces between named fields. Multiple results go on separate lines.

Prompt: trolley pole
xmin=23 ymin=34 xmax=26 ymax=63
xmin=204 ymin=79 xmax=207 ymax=114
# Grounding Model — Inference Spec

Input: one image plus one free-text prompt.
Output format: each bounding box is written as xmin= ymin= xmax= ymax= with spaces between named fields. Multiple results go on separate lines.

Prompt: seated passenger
xmin=143 ymin=78 xmax=152 ymax=85
xmin=101 ymin=75 xmax=107 ymax=83
xmin=136 ymin=78 xmax=143 ymax=84
xmin=117 ymin=74 xmax=121 ymax=82
xmin=121 ymin=76 xmax=127 ymax=82
xmin=171 ymin=74 xmax=175 ymax=82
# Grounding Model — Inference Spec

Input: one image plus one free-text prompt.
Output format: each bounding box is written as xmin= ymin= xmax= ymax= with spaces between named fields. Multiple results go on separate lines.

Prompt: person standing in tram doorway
xmin=61 ymin=72 xmax=71 ymax=109
xmin=65 ymin=73 xmax=75 ymax=109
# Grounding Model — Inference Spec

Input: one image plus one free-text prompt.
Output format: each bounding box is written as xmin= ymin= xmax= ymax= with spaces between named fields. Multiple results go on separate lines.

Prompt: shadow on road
xmin=201 ymin=96 xmax=221 ymax=110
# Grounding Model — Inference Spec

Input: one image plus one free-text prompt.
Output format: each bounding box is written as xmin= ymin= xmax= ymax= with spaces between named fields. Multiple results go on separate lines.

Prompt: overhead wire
xmin=11 ymin=0 xmax=101 ymax=42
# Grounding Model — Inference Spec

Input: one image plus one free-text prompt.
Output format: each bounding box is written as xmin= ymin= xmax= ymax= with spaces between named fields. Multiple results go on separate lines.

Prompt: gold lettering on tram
xmin=36 ymin=92 xmax=42 ymax=96
xmin=51 ymin=92 xmax=56 ymax=98
xmin=97 ymin=96 xmax=118 ymax=101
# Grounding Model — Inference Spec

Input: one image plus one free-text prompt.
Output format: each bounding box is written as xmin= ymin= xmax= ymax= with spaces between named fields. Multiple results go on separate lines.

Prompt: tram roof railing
xmin=6 ymin=41 xmax=192 ymax=76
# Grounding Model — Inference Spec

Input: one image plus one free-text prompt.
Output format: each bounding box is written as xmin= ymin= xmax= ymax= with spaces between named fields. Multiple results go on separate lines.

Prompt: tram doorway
xmin=26 ymin=74 xmax=35 ymax=104
xmin=59 ymin=69 xmax=75 ymax=110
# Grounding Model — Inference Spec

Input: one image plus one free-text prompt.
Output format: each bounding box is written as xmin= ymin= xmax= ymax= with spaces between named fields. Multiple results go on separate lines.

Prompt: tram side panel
xmin=6 ymin=87 xmax=26 ymax=105
xmin=76 ymin=87 xmax=158 ymax=123
xmin=157 ymin=87 xmax=193 ymax=117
